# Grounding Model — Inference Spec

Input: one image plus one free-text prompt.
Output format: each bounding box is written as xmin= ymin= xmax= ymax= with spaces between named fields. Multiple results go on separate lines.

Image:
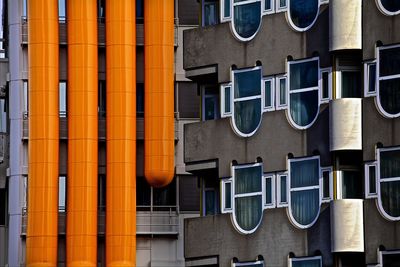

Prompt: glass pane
xmin=153 ymin=179 xmax=176 ymax=207
xmin=204 ymin=2 xmax=219 ymax=26
xmin=98 ymin=81 xmax=106 ymax=118
xmin=137 ymin=83 xmax=144 ymax=117
xmin=59 ymin=82 xmax=66 ymax=117
xmin=290 ymin=189 xmax=319 ymax=226
xmin=233 ymin=3 xmax=261 ymax=39
xmin=280 ymin=0 xmax=287 ymax=8
xmin=369 ymin=165 xmax=377 ymax=194
xmin=290 ymin=158 xmax=319 ymax=188
xmin=289 ymin=90 xmax=319 ymax=127
xmin=379 ymin=78 xmax=400 ymax=115
xmin=380 ymin=47 xmax=400 ymax=77
xmin=224 ymin=0 xmax=231 ymax=17
xmin=98 ymin=175 xmax=106 ymax=211
xmin=225 ymin=182 xmax=232 ymax=209
xmin=265 ymin=177 xmax=272 ymax=204
xmin=235 ymin=165 xmax=262 ymax=194
xmin=292 ymin=259 xmax=321 ymax=267
xmin=322 ymin=171 xmax=329 ymax=198
xmin=280 ymin=175 xmax=287 ymax=203
xmin=265 ymin=0 xmax=271 ymax=10
xmin=322 ymin=71 xmax=329 ymax=99
xmin=264 ymin=80 xmax=272 ymax=108
xmin=205 ymin=190 xmax=216 ymax=215
xmin=204 ymin=96 xmax=217 ymax=120
xmin=235 ymin=195 xmax=262 ymax=231
xmin=0 ymin=99 xmax=7 ymax=133
xmin=24 ymin=81 xmax=28 ymax=114
xmin=136 ymin=0 xmax=144 ymax=19
xmin=234 ymin=69 xmax=262 ymax=98
xmin=368 ymin=64 xmax=376 ymax=93
xmin=381 ymin=180 xmax=400 ymax=218
xmin=234 ymin=99 xmax=261 ymax=135
xmin=23 ymin=0 xmax=27 ymax=17
xmin=341 ymin=171 xmax=363 ymax=199
xmin=380 ymin=149 xmax=400 ymax=178
xmin=137 ymin=177 xmax=151 ymax=207
xmin=58 ymin=0 xmax=66 ymax=19
xmin=382 ymin=252 xmax=400 ymax=267
xmin=225 ymin=86 xmax=231 ymax=113
xmin=289 ymin=0 xmax=319 ymax=29
xmin=290 ymin=60 xmax=319 ymax=90
xmin=280 ymin=78 xmax=287 ymax=105
xmin=59 ymin=176 xmax=66 ymax=211
xmin=0 ymin=189 xmax=5 ymax=226
xmin=341 ymin=71 xmax=361 ymax=98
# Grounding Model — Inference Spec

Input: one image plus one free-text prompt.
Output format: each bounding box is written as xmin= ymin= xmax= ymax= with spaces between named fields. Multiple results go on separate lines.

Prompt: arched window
xmin=377 ymin=147 xmax=400 ymax=221
xmin=376 ymin=44 xmax=400 ymax=118
xmin=376 ymin=0 xmax=400 ymax=16
xmin=222 ymin=66 xmax=263 ymax=137
xmin=287 ymin=156 xmax=321 ymax=229
xmin=287 ymin=0 xmax=320 ymax=32
xmin=287 ymin=57 xmax=320 ymax=129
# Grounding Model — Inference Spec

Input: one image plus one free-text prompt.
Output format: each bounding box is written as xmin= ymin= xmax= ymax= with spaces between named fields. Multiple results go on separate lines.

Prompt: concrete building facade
xmin=183 ymin=0 xmax=400 ymax=266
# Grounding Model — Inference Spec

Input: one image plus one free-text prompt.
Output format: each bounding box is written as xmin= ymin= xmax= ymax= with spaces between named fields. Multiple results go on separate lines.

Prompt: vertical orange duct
xmin=26 ymin=0 xmax=59 ymax=266
xmin=106 ymin=0 xmax=136 ymax=266
xmin=144 ymin=0 xmax=175 ymax=188
xmin=66 ymin=0 xmax=98 ymax=266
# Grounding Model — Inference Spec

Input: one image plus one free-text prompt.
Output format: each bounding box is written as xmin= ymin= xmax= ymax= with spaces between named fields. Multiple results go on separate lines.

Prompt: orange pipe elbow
xmin=144 ymin=0 xmax=175 ymax=188
xmin=26 ymin=0 xmax=59 ymax=266
xmin=66 ymin=1 xmax=98 ymax=266
xmin=106 ymin=0 xmax=136 ymax=266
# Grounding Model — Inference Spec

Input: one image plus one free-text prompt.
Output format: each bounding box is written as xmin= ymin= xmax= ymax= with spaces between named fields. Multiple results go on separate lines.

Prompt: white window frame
xmin=321 ymin=166 xmax=333 ymax=203
xmin=376 ymin=44 xmax=400 ymax=118
xmin=289 ymin=256 xmax=322 ymax=267
xmin=365 ymin=161 xmax=378 ymax=199
xmin=276 ymin=0 xmax=287 ymax=12
xmin=286 ymin=0 xmax=320 ymax=32
xmin=59 ymin=176 xmax=66 ymax=212
xmin=287 ymin=155 xmax=321 ymax=229
xmin=276 ymin=75 xmax=288 ymax=110
xmin=231 ymin=0 xmax=263 ymax=42
xmin=335 ymin=66 xmax=361 ymax=99
xmin=263 ymin=173 xmax=276 ymax=208
xmin=59 ymin=81 xmax=67 ymax=118
xmin=376 ymin=0 xmax=400 ymax=16
xmin=221 ymin=83 xmax=233 ymax=118
xmin=319 ymin=67 xmax=332 ymax=104
xmin=233 ymin=260 xmax=264 ymax=267
xmin=262 ymin=77 xmax=275 ymax=112
xmin=221 ymin=178 xmax=233 ymax=213
xmin=287 ymin=57 xmax=321 ymax=130
xmin=220 ymin=0 xmax=232 ymax=22
xmin=376 ymin=146 xmax=400 ymax=221
xmin=263 ymin=0 xmax=275 ymax=14
xmin=377 ymin=249 xmax=400 ymax=267
xmin=364 ymin=60 xmax=377 ymax=97
xmin=277 ymin=171 xmax=289 ymax=208
xmin=231 ymin=66 xmax=264 ymax=137
xmin=23 ymin=81 xmax=28 ymax=118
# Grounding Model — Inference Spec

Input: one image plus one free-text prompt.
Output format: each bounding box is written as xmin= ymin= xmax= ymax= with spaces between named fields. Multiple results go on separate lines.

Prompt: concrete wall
xmin=184 ymin=205 xmax=332 ymax=267
xmin=183 ymin=6 xmax=330 ymax=83
xmin=185 ymin=105 xmax=330 ymax=177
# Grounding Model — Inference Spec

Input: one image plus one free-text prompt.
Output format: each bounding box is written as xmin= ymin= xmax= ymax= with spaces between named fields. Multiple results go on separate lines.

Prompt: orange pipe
xmin=144 ymin=0 xmax=175 ymax=188
xmin=26 ymin=0 xmax=59 ymax=266
xmin=66 ymin=1 xmax=98 ymax=266
xmin=106 ymin=1 xmax=136 ymax=266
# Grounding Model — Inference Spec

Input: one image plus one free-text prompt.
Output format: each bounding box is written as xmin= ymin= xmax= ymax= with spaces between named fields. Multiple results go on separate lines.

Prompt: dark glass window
xmin=225 ymin=86 xmax=231 ymax=113
xmin=379 ymin=0 xmax=400 ymax=13
xmin=203 ymin=0 xmax=219 ymax=26
xmin=98 ymin=175 xmax=106 ymax=211
xmin=322 ymin=71 xmax=329 ymax=99
xmin=322 ymin=171 xmax=330 ymax=199
xmin=382 ymin=252 xmax=400 ymax=267
xmin=137 ymin=176 xmax=151 ymax=209
xmin=136 ymin=0 xmax=144 ymax=21
xmin=264 ymin=80 xmax=272 ymax=108
xmin=234 ymin=99 xmax=261 ymax=135
xmin=289 ymin=0 xmax=319 ymax=30
xmin=265 ymin=177 xmax=272 ymax=204
xmin=153 ymin=179 xmax=176 ymax=209
xmin=0 ymin=189 xmax=6 ymax=226
xmin=225 ymin=182 xmax=232 ymax=209
xmin=341 ymin=170 xmax=363 ymax=199
xmin=280 ymin=175 xmax=287 ymax=203
xmin=369 ymin=165 xmax=377 ymax=195
xmin=291 ymin=258 xmax=322 ymax=267
xmin=98 ymin=80 xmax=106 ymax=118
xmin=233 ymin=2 xmax=261 ymax=40
xmin=368 ymin=64 xmax=376 ymax=93
xmin=137 ymin=83 xmax=144 ymax=118
xmin=379 ymin=149 xmax=400 ymax=218
xmin=341 ymin=71 xmax=361 ymax=98
xmin=179 ymin=175 xmax=200 ymax=212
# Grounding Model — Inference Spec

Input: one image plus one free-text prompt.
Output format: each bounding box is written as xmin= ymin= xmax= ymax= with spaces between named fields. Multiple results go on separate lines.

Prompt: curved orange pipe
xmin=144 ymin=0 xmax=175 ymax=188
xmin=66 ymin=1 xmax=98 ymax=266
xmin=26 ymin=0 xmax=59 ymax=266
xmin=106 ymin=0 xmax=136 ymax=266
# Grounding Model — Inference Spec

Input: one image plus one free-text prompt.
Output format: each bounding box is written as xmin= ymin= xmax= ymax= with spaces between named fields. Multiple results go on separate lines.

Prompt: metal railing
xmin=21 ymin=205 xmax=179 ymax=236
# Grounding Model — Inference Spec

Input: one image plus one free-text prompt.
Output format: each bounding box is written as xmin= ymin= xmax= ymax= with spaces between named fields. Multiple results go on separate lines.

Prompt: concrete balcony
xmin=21 ymin=206 xmax=179 ymax=236
xmin=22 ymin=116 xmax=179 ymax=141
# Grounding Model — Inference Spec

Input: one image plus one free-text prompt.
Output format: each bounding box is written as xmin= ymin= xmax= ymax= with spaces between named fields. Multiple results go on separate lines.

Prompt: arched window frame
xmin=287 ymin=155 xmax=322 ymax=229
xmin=376 ymin=43 xmax=400 ymax=118
xmin=376 ymin=0 xmax=400 ymax=16
xmin=286 ymin=0 xmax=320 ymax=32
xmin=286 ymin=57 xmax=321 ymax=130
